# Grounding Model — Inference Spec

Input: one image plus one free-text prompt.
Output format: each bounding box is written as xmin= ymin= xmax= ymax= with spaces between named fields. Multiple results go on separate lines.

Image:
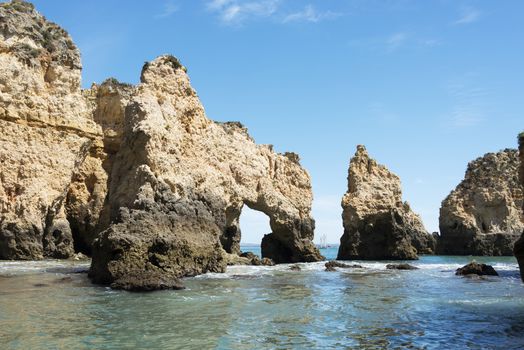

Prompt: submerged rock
xmin=386 ymin=263 xmax=418 ymax=270
xmin=289 ymin=264 xmax=301 ymax=271
xmin=324 ymin=260 xmax=363 ymax=271
xmin=515 ymin=133 xmax=524 ymax=282
xmin=455 ymin=262 xmax=498 ymax=276
xmin=337 ymin=146 xmax=435 ymax=261
xmin=439 ymin=149 xmax=524 ymax=256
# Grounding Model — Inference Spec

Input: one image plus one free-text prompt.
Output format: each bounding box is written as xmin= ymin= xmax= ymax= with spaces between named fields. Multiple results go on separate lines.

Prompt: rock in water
xmin=337 ymin=145 xmax=435 ymax=260
xmin=0 ymin=2 xmax=322 ymax=290
xmin=386 ymin=263 xmax=418 ymax=270
xmin=514 ymin=133 xmax=524 ymax=282
xmin=88 ymin=56 xmax=323 ymax=288
xmin=455 ymin=262 xmax=498 ymax=276
xmin=439 ymin=149 xmax=524 ymax=256
xmin=0 ymin=1 xmax=100 ymax=259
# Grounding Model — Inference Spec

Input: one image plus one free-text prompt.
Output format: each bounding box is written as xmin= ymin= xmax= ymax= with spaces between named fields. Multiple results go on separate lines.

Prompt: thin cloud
xmin=454 ymin=7 xmax=481 ymax=25
xmin=386 ymin=32 xmax=408 ymax=52
xmin=207 ymin=0 xmax=280 ymax=25
xmin=446 ymin=76 xmax=489 ymax=128
xmin=156 ymin=0 xmax=179 ymax=19
xmin=283 ymin=5 xmax=341 ymax=23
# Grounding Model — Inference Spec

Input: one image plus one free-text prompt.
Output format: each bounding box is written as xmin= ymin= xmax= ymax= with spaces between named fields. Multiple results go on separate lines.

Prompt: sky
xmin=26 ymin=0 xmax=523 ymax=244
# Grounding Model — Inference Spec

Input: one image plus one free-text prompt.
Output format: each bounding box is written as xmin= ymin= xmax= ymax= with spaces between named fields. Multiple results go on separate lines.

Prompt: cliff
xmin=337 ymin=145 xmax=435 ymax=260
xmin=0 ymin=1 xmax=322 ymax=289
xmin=438 ymin=149 xmax=524 ymax=255
xmin=514 ymin=133 xmax=524 ymax=281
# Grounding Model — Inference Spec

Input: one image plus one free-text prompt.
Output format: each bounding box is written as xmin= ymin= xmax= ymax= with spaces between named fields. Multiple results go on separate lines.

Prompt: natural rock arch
xmin=89 ymin=56 xmax=323 ymax=289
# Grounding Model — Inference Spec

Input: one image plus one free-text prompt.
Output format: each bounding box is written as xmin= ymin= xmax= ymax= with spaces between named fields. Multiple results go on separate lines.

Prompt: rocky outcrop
xmin=439 ymin=149 xmax=524 ymax=256
xmin=514 ymin=133 xmax=524 ymax=282
xmin=88 ymin=56 xmax=322 ymax=289
xmin=0 ymin=1 xmax=100 ymax=259
xmin=337 ymin=146 xmax=434 ymax=260
xmin=386 ymin=263 xmax=418 ymax=270
xmin=455 ymin=262 xmax=498 ymax=277
xmin=0 ymin=1 xmax=321 ymax=290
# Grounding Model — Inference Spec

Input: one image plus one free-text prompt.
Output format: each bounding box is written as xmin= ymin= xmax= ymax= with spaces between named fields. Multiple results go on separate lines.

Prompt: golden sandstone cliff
xmin=0 ymin=1 xmax=321 ymax=290
xmin=337 ymin=146 xmax=435 ymax=260
xmin=438 ymin=149 xmax=523 ymax=255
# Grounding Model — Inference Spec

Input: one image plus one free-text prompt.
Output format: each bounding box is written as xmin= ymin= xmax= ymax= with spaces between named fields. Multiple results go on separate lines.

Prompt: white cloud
xmin=454 ymin=7 xmax=481 ymax=25
xmin=283 ymin=5 xmax=341 ymax=23
xmin=207 ymin=0 xmax=280 ymax=25
xmin=156 ymin=0 xmax=179 ymax=19
xmin=386 ymin=32 xmax=408 ymax=52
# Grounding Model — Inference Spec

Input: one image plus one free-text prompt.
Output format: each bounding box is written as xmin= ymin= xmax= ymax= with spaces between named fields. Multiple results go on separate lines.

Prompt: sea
xmin=1 ymin=244 xmax=523 ymax=349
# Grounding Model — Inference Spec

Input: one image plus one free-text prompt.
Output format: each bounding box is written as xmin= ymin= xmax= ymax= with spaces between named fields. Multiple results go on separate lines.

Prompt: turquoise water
xmin=1 ymin=246 xmax=524 ymax=349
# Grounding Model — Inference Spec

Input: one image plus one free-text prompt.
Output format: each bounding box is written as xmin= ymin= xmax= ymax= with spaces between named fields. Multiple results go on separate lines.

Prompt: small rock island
xmin=337 ymin=145 xmax=435 ymax=260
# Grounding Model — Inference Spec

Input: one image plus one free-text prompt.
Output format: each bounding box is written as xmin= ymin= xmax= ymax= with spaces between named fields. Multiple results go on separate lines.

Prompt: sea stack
xmin=514 ymin=133 xmax=524 ymax=282
xmin=438 ymin=149 xmax=524 ymax=255
xmin=337 ymin=145 xmax=435 ymax=260
xmin=0 ymin=1 xmax=322 ymax=290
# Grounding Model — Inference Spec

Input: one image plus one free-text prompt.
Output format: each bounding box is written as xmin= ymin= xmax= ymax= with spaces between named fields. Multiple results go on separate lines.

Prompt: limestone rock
xmin=455 ymin=262 xmax=498 ymax=276
xmin=88 ymin=56 xmax=322 ymax=289
xmin=0 ymin=1 xmax=100 ymax=259
xmin=514 ymin=133 xmax=524 ymax=282
xmin=65 ymin=79 xmax=133 ymax=254
xmin=438 ymin=149 xmax=524 ymax=255
xmin=337 ymin=145 xmax=434 ymax=260
xmin=386 ymin=263 xmax=418 ymax=270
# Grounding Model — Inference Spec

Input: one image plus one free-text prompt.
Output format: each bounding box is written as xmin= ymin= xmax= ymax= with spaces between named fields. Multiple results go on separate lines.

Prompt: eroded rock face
xmin=88 ymin=56 xmax=322 ymax=288
xmin=0 ymin=2 xmax=320 ymax=286
xmin=337 ymin=145 xmax=434 ymax=260
xmin=439 ymin=149 xmax=524 ymax=256
xmin=514 ymin=134 xmax=524 ymax=282
xmin=0 ymin=1 xmax=100 ymax=259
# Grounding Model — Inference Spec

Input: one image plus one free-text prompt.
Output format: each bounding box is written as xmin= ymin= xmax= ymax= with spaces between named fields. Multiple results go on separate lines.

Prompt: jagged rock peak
xmin=337 ymin=145 xmax=435 ymax=260
xmin=439 ymin=148 xmax=523 ymax=256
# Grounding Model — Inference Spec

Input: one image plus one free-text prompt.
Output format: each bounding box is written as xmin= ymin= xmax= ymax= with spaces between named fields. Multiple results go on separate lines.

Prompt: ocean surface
xmin=1 ymin=245 xmax=524 ymax=349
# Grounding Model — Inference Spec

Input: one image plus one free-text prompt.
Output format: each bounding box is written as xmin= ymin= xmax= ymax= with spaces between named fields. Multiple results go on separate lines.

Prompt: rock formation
xmin=438 ymin=149 xmax=524 ymax=255
xmin=0 ymin=1 xmax=100 ymax=259
xmin=337 ymin=145 xmax=435 ymax=260
xmin=89 ymin=56 xmax=322 ymax=289
xmin=455 ymin=262 xmax=498 ymax=277
xmin=514 ymin=133 xmax=524 ymax=282
xmin=0 ymin=1 xmax=322 ymax=289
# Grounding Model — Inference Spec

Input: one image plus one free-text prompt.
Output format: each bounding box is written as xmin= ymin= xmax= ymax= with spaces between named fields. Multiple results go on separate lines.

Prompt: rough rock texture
xmin=439 ymin=149 xmax=524 ymax=256
xmin=65 ymin=80 xmax=133 ymax=254
xmin=455 ymin=262 xmax=498 ymax=276
xmin=0 ymin=1 xmax=100 ymax=259
xmin=0 ymin=2 xmax=321 ymax=291
xmin=88 ymin=56 xmax=322 ymax=288
xmin=324 ymin=261 xmax=363 ymax=271
xmin=514 ymin=133 xmax=524 ymax=282
xmin=386 ymin=263 xmax=418 ymax=270
xmin=337 ymin=145 xmax=435 ymax=260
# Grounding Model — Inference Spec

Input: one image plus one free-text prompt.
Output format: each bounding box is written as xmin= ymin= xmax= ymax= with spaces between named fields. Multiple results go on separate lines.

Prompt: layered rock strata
xmin=0 ymin=1 xmax=100 ymax=259
xmin=0 ymin=1 xmax=322 ymax=289
xmin=439 ymin=149 xmax=524 ymax=255
xmin=89 ymin=56 xmax=323 ymax=288
xmin=337 ymin=145 xmax=434 ymax=260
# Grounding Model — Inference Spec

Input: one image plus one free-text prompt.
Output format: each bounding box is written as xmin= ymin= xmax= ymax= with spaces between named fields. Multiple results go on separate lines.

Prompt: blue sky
xmin=27 ymin=0 xmax=523 ymax=244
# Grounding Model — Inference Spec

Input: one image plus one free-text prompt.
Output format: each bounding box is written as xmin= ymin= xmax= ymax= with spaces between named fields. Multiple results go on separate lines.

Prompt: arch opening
xmin=238 ymin=206 xmax=271 ymax=257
